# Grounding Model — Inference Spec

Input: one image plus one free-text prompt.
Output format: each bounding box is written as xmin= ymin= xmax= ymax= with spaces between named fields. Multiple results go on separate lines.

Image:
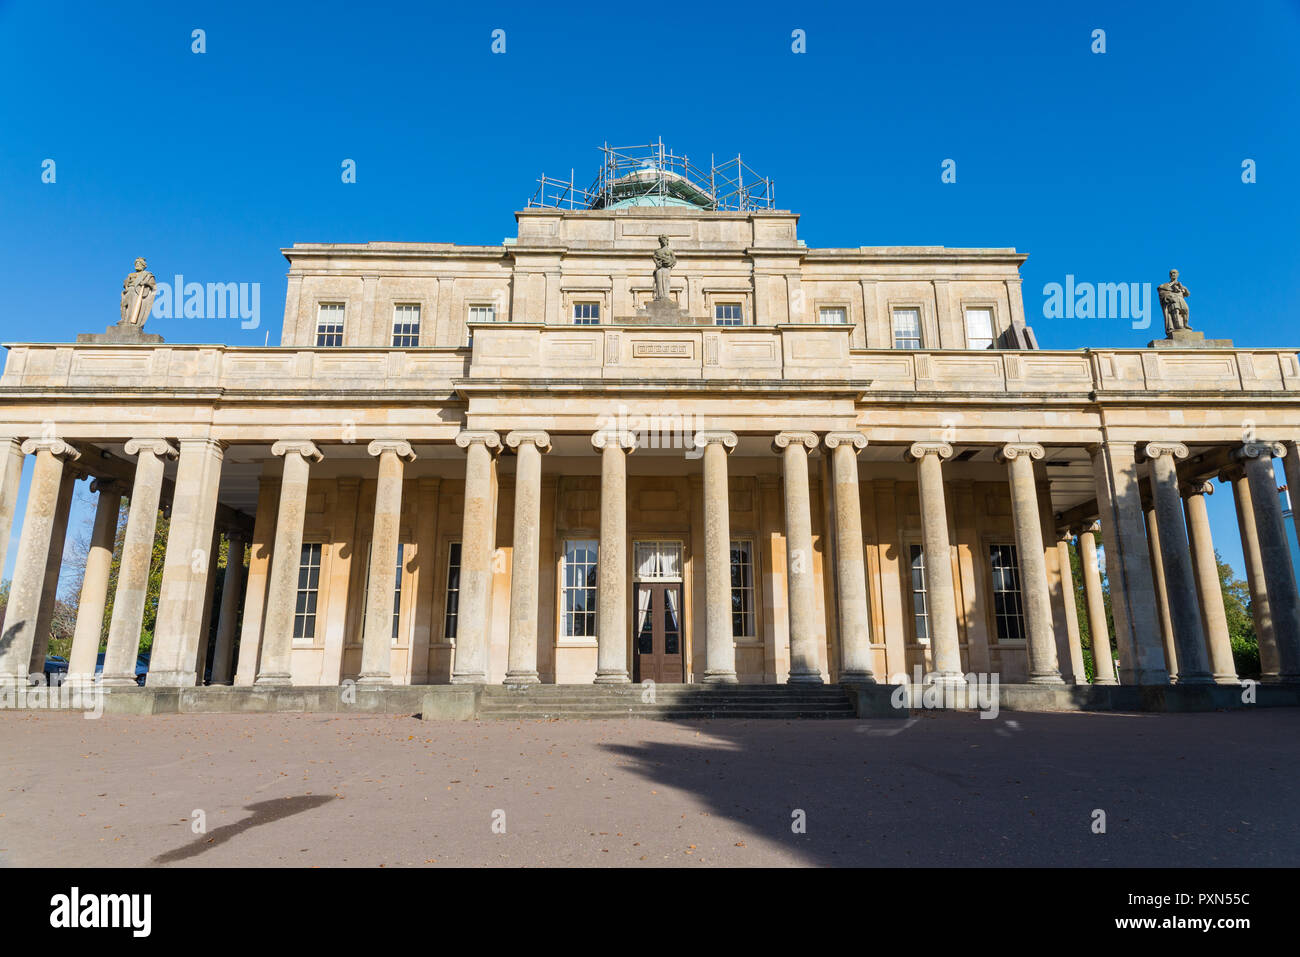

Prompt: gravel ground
xmin=1 ymin=708 xmax=1296 ymax=867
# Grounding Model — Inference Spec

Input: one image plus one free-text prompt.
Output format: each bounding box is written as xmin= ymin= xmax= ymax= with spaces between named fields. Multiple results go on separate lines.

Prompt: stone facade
xmin=2 ymin=205 xmax=1299 ymax=692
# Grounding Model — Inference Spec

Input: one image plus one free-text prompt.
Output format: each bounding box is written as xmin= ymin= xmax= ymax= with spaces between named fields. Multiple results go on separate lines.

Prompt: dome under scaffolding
xmin=528 ymin=139 xmax=776 ymax=212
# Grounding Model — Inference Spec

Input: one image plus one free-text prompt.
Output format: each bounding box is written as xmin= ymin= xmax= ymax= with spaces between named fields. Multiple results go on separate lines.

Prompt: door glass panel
xmin=664 ymin=588 xmax=680 ymax=655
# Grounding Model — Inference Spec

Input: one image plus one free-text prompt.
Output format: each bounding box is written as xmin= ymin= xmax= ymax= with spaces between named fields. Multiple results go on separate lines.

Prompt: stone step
xmin=480 ymin=708 xmax=855 ymax=721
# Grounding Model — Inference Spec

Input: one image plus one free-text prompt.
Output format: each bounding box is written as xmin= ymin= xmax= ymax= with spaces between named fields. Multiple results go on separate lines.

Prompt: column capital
xmin=1143 ymin=441 xmax=1189 ymax=461
xmin=505 ymin=430 xmax=551 ymax=454
xmin=271 ymin=440 xmax=323 ymax=462
xmin=906 ymin=441 xmax=953 ymax=462
xmin=997 ymin=442 xmax=1045 ymax=463
xmin=693 ymin=430 xmax=738 ymax=453
xmin=1233 ymin=440 xmax=1286 ymax=462
xmin=455 ymin=430 xmax=501 ymax=453
xmin=123 ymin=438 xmax=178 ymax=460
xmin=773 ymin=431 xmax=819 ymax=454
xmin=1180 ymin=479 xmax=1214 ymax=498
xmin=18 ymin=437 xmax=80 ymax=461
xmin=591 ymin=429 xmax=637 ymax=452
xmin=1217 ymin=464 xmax=1246 ymax=483
xmin=823 ymin=431 xmax=868 ymax=452
xmin=89 ymin=477 xmax=121 ymax=495
xmin=366 ymin=439 xmax=417 ymax=461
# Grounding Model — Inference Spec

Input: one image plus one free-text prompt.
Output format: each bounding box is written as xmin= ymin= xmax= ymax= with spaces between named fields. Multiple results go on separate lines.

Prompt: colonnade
xmin=2 ymin=433 xmax=1299 ymax=689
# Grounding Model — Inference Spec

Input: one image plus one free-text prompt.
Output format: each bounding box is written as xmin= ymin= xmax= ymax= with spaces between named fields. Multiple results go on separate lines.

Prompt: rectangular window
xmin=315 ymin=303 xmax=344 ymax=348
xmin=892 ymin=307 xmax=922 ymax=349
xmin=562 ymin=539 xmax=599 ymax=637
xmin=714 ymin=303 xmax=744 ymax=326
xmin=818 ymin=306 xmax=848 ymax=325
xmin=965 ymin=307 xmax=995 ymax=350
xmin=634 ymin=541 xmax=682 ymax=580
xmin=467 ymin=304 xmax=495 ymax=324
xmin=989 ymin=543 xmax=1026 ymax=642
xmin=572 ymin=302 xmax=600 ymax=325
xmin=730 ymin=540 xmax=755 ymax=638
xmin=908 ymin=544 xmax=930 ymax=644
xmin=392 ymin=304 xmax=421 ymax=347
xmin=392 ymin=543 xmax=404 ymax=643
xmin=294 ymin=543 xmax=323 ymax=639
xmin=443 ymin=542 xmax=462 ymax=641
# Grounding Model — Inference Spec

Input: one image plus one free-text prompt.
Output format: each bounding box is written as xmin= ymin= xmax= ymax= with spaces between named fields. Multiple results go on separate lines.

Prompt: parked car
xmin=43 ymin=655 xmax=68 ymax=682
xmin=93 ymin=651 xmax=149 ymax=686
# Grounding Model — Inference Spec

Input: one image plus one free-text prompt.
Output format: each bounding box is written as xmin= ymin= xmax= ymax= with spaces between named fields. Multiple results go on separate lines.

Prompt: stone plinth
xmin=1148 ymin=329 xmax=1232 ymax=349
xmin=77 ymin=324 xmax=165 ymax=344
xmin=628 ymin=298 xmax=702 ymax=325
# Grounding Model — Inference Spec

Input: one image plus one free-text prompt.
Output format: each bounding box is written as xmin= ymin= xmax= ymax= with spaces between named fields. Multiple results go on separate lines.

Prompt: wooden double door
xmin=633 ymin=582 xmax=683 ymax=683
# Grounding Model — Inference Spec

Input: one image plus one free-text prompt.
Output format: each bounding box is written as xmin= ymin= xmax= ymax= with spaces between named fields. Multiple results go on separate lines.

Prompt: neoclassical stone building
xmin=3 ymin=156 xmax=1300 ymax=694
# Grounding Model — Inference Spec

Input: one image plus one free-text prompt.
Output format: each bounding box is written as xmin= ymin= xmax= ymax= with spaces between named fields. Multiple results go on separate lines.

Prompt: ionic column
xmin=209 ymin=530 xmax=246 ymax=685
xmin=450 ymin=431 xmax=500 ymax=684
xmin=102 ymin=439 xmax=177 ymax=687
xmin=255 ymin=440 xmax=323 ymax=687
xmin=695 ymin=431 xmax=738 ymax=684
xmin=0 ymin=442 xmax=79 ymax=681
xmin=1055 ymin=530 xmax=1088 ymax=684
xmin=67 ymin=479 xmax=123 ymax=684
xmin=233 ymin=473 xmax=278 ymax=686
xmin=1181 ymin=480 xmax=1238 ymax=683
xmin=998 ymin=444 xmax=1062 ymax=683
xmin=358 ymin=440 xmax=417 ymax=686
xmin=505 ymin=431 xmax=550 ymax=686
xmin=775 ymin=432 xmax=824 ymax=684
xmin=824 ymin=431 xmax=875 ymax=683
xmin=29 ymin=468 xmax=78 ymax=674
xmin=149 ymin=438 xmax=226 ymax=687
xmin=1144 ymin=442 xmax=1212 ymax=684
xmin=592 ymin=430 xmax=634 ymax=684
xmin=1236 ymin=442 xmax=1300 ymax=680
xmin=1078 ymin=522 xmax=1117 ymax=684
xmin=907 ymin=442 xmax=964 ymax=685
xmin=0 ymin=437 xmax=26 ymax=583
xmin=1219 ymin=465 xmax=1279 ymax=680
xmin=1089 ymin=443 xmax=1168 ymax=683
xmin=1142 ymin=503 xmax=1180 ymax=677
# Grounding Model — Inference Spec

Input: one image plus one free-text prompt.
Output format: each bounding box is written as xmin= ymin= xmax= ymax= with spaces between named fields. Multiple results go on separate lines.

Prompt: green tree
xmin=1218 ymin=552 xmax=1259 ymax=677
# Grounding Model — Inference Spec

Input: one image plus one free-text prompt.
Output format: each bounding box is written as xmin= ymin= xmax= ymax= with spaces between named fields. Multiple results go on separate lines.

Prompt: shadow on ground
xmin=153 ymin=795 xmax=336 ymax=864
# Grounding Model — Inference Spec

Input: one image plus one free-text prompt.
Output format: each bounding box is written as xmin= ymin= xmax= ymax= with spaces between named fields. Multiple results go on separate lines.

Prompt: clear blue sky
xmin=2 ymin=0 xmax=1298 ymax=584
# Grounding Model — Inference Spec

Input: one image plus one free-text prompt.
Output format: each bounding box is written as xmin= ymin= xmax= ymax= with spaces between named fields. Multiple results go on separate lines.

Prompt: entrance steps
xmin=476 ymin=683 xmax=857 ymax=720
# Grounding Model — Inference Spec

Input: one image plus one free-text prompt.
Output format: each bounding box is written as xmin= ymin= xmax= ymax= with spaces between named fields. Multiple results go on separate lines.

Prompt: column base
xmin=931 ymin=671 xmax=968 ymax=687
xmin=100 ymin=673 xmax=142 ymax=688
xmin=837 ymin=671 xmax=877 ymax=684
xmin=356 ymin=673 xmax=392 ymax=686
xmin=701 ymin=670 xmax=738 ymax=685
xmin=1172 ymin=673 xmax=1215 ymax=685
xmin=1092 ymin=677 xmax=1119 ymax=686
xmin=1212 ymin=674 xmax=1240 ymax=685
xmin=787 ymin=671 xmax=824 ymax=685
xmin=1027 ymin=672 xmax=1065 ymax=685
xmin=594 ymin=671 xmax=630 ymax=684
xmin=450 ymin=673 xmax=487 ymax=685
xmin=145 ymin=671 xmax=197 ymax=688
xmin=504 ymin=672 xmax=539 ymax=687
xmin=254 ymin=672 xmax=292 ymax=688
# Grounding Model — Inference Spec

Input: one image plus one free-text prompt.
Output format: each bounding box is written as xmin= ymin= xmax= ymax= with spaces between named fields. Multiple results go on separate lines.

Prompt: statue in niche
xmin=652 ymin=235 xmax=676 ymax=302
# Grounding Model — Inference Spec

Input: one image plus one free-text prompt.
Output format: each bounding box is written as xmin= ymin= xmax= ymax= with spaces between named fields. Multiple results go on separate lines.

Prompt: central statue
xmin=652 ymin=235 xmax=676 ymax=302
xmin=119 ymin=257 xmax=157 ymax=327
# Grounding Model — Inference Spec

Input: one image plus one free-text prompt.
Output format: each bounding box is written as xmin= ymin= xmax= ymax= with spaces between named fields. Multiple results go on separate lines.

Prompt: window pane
xmin=965 ymin=307 xmax=994 ymax=350
xmin=892 ymin=308 xmax=921 ymax=349
xmin=818 ymin=306 xmax=847 ymax=325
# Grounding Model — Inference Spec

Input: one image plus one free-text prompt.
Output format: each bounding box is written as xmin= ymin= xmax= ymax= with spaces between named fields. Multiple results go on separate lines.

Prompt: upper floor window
xmin=715 ymin=303 xmax=744 ymax=326
xmin=730 ymin=540 xmax=756 ymax=638
xmin=989 ymin=544 xmax=1026 ymax=642
xmin=392 ymin=304 xmax=420 ymax=348
xmin=965 ymin=307 xmax=995 ymax=350
xmin=316 ymin=303 xmax=345 ymax=348
xmin=562 ymin=539 xmax=599 ymax=637
xmin=573 ymin=302 xmax=600 ymax=325
xmin=892 ymin=307 xmax=922 ymax=349
xmin=467 ymin=304 xmax=495 ymax=324
xmin=818 ymin=306 xmax=848 ymax=325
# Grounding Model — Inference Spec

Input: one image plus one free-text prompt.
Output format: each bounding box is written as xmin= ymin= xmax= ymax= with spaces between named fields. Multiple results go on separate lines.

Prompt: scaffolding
xmin=528 ymin=138 xmax=776 ymax=212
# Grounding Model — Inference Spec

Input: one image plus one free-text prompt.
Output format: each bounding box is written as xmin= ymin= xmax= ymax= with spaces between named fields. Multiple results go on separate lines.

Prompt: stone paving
xmin=1 ymin=708 xmax=1296 ymax=867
